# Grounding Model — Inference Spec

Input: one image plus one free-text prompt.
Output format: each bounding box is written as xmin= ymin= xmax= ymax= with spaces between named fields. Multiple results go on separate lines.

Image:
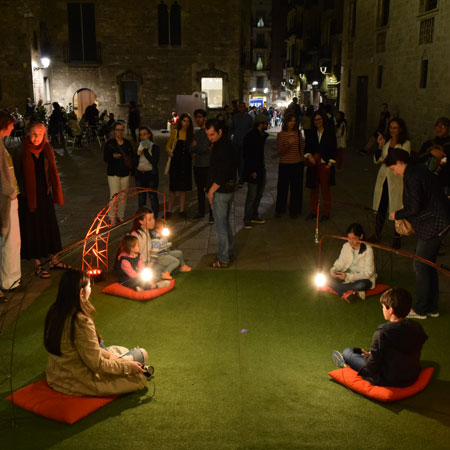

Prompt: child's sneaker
xmin=342 ymin=290 xmax=356 ymax=303
xmin=179 ymin=265 xmax=191 ymax=272
xmin=332 ymin=350 xmax=346 ymax=368
xmin=161 ymin=271 xmax=173 ymax=280
xmin=156 ymin=280 xmax=171 ymax=288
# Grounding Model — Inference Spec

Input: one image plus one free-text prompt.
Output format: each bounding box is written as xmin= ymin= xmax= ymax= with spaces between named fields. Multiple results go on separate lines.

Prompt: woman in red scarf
xmin=16 ymin=123 xmax=65 ymax=278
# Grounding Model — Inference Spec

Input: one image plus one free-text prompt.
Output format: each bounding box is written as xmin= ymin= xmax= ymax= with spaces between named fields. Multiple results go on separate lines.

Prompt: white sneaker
xmin=427 ymin=312 xmax=440 ymax=318
xmin=407 ymin=310 xmax=427 ymax=320
xmin=156 ymin=280 xmax=171 ymax=288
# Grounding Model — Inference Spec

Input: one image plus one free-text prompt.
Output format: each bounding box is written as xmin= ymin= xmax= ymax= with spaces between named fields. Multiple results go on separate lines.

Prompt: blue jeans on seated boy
xmin=122 ymin=277 xmax=152 ymax=290
xmin=211 ymin=192 xmax=235 ymax=263
xmin=342 ymin=347 xmax=366 ymax=371
xmin=327 ymin=278 xmax=371 ymax=297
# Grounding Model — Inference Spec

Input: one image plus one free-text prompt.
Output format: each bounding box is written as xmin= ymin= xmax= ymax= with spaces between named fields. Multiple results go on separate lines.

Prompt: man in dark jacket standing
xmin=206 ymin=119 xmax=237 ymax=268
xmin=242 ymin=114 xmax=269 ymax=228
xmin=386 ymin=148 xmax=450 ymax=319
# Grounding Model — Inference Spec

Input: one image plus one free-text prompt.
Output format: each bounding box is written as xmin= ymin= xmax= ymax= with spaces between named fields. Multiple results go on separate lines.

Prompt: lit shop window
xmin=201 ymin=77 xmax=223 ymax=108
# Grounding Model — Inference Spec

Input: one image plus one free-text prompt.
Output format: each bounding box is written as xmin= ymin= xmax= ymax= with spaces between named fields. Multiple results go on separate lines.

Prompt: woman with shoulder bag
xmin=103 ymin=122 xmax=133 ymax=224
xmin=304 ymin=111 xmax=337 ymax=222
xmin=275 ymin=112 xmax=305 ymax=219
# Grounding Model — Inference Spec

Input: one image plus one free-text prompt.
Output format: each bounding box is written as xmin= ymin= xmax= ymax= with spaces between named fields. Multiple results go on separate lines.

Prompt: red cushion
xmin=102 ymin=279 xmax=175 ymax=301
xmin=318 ymin=284 xmax=390 ymax=297
xmin=328 ymin=367 xmax=434 ymax=402
xmin=5 ymin=379 xmax=117 ymax=424
xmin=365 ymin=284 xmax=390 ymax=297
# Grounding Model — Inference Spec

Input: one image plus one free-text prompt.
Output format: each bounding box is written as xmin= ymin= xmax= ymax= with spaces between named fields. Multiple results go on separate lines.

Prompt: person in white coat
xmin=369 ymin=118 xmax=411 ymax=248
xmin=327 ymin=223 xmax=377 ymax=301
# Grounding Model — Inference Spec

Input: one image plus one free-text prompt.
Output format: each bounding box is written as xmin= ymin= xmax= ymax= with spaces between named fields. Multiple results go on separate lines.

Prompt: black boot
xmin=367 ymin=213 xmax=384 ymax=243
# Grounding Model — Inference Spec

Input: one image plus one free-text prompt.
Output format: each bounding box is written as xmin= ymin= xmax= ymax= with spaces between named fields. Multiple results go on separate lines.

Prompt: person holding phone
xmin=327 ymin=223 xmax=376 ymax=301
xmin=368 ymin=118 xmax=411 ymax=248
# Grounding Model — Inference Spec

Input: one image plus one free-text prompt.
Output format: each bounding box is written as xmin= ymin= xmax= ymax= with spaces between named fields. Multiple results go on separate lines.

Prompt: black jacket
xmin=359 ymin=320 xmax=428 ymax=387
xmin=104 ymin=138 xmax=133 ymax=177
xmin=208 ymin=136 xmax=236 ymax=193
xmin=243 ymin=128 xmax=268 ymax=183
xmin=305 ymin=127 xmax=337 ymax=163
xmin=395 ymin=164 xmax=450 ymax=240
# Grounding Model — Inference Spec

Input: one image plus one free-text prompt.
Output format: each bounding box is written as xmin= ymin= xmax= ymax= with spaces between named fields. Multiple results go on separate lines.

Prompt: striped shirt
xmin=277 ymin=130 xmax=305 ymax=164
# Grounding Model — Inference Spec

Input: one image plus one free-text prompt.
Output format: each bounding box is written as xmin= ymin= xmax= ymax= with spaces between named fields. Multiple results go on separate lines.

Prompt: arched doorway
xmin=73 ymin=88 xmax=97 ymax=118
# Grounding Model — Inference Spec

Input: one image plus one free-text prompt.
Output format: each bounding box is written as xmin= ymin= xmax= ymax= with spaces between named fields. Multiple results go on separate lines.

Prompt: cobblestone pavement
xmin=2 ymin=129 xmax=450 ymax=320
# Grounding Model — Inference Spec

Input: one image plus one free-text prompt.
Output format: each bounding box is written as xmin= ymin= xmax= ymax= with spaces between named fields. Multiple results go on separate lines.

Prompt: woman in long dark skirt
xmin=165 ymin=113 xmax=193 ymax=218
xmin=15 ymin=123 xmax=65 ymax=278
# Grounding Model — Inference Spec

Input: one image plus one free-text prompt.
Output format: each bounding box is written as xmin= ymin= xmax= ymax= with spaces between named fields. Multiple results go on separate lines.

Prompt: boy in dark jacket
xmin=332 ymin=288 xmax=428 ymax=387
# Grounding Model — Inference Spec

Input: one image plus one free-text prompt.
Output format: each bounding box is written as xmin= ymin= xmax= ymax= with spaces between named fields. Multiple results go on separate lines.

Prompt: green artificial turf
xmin=1 ymin=270 xmax=450 ymax=450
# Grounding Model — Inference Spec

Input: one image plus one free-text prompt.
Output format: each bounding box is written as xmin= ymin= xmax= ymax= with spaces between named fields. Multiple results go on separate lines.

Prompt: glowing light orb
xmin=162 ymin=227 xmax=170 ymax=237
xmin=314 ymin=273 xmax=327 ymax=288
xmin=141 ymin=268 xmax=153 ymax=282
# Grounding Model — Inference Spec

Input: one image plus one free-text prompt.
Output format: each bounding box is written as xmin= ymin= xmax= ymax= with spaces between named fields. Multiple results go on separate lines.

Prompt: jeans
xmin=107 ymin=175 xmax=130 ymax=221
xmin=343 ymin=347 xmax=366 ymax=371
xmin=244 ymin=170 xmax=266 ymax=222
xmin=211 ymin=192 xmax=234 ymax=263
xmin=158 ymin=250 xmax=185 ymax=273
xmin=135 ymin=170 xmax=159 ymax=217
xmin=327 ymin=278 xmax=372 ymax=297
xmin=414 ymin=234 xmax=444 ymax=315
xmin=309 ymin=163 xmax=332 ymax=216
xmin=275 ymin=163 xmax=304 ymax=216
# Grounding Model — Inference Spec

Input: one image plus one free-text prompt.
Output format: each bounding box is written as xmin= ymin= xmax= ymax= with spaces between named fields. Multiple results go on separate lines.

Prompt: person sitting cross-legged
xmin=327 ymin=223 xmax=376 ymax=301
xmin=332 ymin=288 xmax=428 ymax=387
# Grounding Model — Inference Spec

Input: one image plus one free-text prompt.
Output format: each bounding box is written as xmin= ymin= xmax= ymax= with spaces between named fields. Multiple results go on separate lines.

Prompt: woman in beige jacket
xmin=369 ymin=118 xmax=411 ymax=248
xmin=45 ymin=269 xmax=151 ymax=396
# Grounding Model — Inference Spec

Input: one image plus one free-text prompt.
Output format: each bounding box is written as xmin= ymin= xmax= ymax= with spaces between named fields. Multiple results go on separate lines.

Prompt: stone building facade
xmin=0 ymin=0 xmax=249 ymax=128
xmin=340 ymin=0 xmax=448 ymax=147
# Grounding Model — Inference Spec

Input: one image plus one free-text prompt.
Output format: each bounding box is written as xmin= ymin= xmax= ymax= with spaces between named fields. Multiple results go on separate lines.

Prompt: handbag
xmin=395 ymin=219 xmax=415 ymax=236
xmin=115 ymin=142 xmax=133 ymax=169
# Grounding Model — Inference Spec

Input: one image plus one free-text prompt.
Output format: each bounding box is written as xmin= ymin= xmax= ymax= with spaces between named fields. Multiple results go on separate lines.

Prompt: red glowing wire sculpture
xmin=82 ymin=187 xmax=166 ymax=272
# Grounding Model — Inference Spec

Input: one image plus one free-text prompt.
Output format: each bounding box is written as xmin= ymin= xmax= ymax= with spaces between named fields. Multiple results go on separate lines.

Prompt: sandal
xmin=49 ymin=262 xmax=71 ymax=270
xmin=36 ymin=267 xmax=51 ymax=278
xmin=212 ymin=259 xmax=229 ymax=269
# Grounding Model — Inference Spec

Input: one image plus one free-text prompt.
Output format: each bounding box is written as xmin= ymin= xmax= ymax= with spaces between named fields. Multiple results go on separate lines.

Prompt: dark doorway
xmin=355 ymin=76 xmax=368 ymax=143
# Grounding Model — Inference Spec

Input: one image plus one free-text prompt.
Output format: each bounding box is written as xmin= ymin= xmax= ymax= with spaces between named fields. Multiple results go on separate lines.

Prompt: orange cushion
xmin=318 ymin=284 xmax=390 ymax=297
xmin=5 ymin=379 xmax=117 ymax=424
xmin=365 ymin=284 xmax=390 ymax=297
xmin=328 ymin=367 xmax=434 ymax=402
xmin=102 ymin=279 xmax=175 ymax=301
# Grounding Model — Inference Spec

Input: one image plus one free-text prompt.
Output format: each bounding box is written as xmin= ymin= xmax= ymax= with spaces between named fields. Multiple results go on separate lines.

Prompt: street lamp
xmin=320 ymin=66 xmax=327 ymax=74
xmin=34 ymin=55 xmax=51 ymax=71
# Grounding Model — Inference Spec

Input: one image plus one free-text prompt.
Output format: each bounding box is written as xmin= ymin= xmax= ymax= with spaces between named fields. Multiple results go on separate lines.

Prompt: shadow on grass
xmin=1 ymin=374 xmax=155 ymax=450
xmin=380 ymin=362 xmax=450 ymax=428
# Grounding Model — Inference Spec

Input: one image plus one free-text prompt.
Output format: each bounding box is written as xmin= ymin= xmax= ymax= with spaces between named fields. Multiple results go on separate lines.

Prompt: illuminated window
xmin=201 ymin=77 xmax=223 ymax=108
xmin=256 ymin=56 xmax=264 ymax=70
